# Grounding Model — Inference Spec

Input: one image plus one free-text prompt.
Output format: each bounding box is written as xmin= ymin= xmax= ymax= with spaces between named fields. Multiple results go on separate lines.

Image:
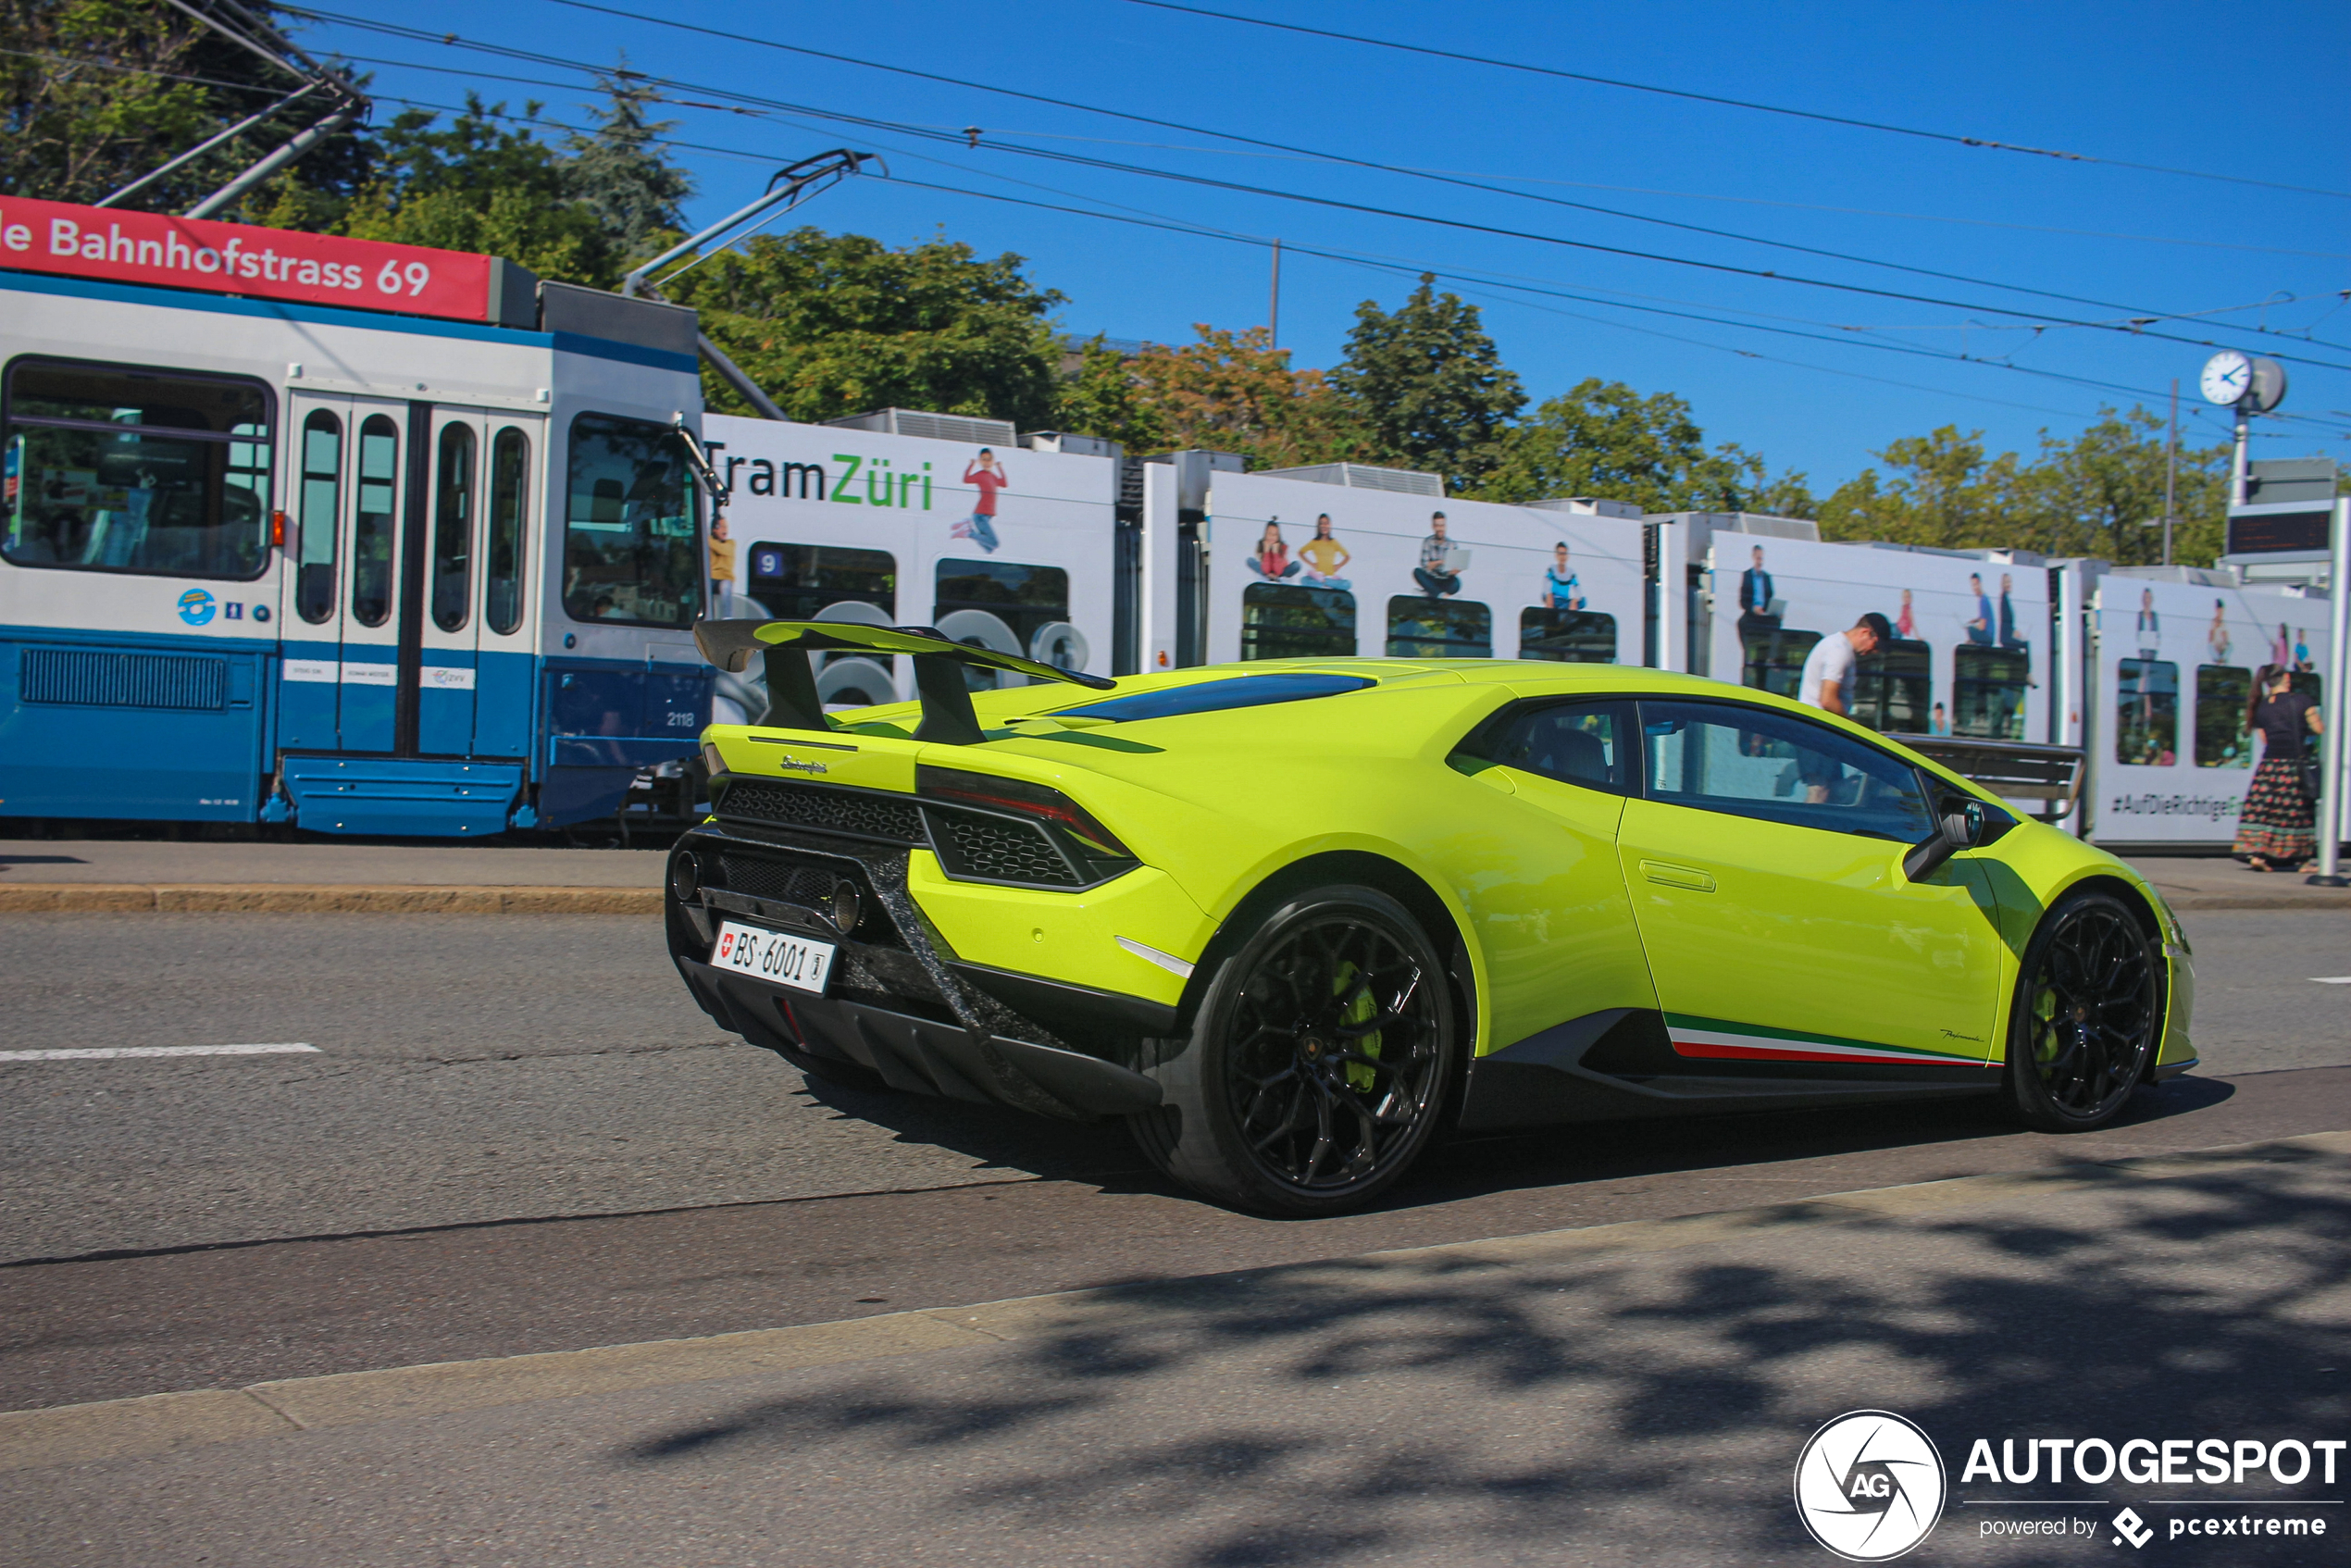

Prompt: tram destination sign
xmin=0 ymin=195 xmax=492 ymax=322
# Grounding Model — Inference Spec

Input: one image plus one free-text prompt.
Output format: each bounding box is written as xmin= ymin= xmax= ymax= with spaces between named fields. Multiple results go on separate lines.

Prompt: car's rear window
xmin=1054 ymin=672 xmax=1374 ymax=723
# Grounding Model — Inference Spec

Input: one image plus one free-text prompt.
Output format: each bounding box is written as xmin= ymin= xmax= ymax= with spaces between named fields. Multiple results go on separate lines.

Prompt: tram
xmin=2 ymin=195 xmax=713 ymax=835
xmin=5 ymin=196 xmax=2334 ymax=852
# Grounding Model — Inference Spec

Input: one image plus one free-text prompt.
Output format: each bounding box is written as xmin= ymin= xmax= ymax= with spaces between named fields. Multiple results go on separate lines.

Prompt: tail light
xmin=270 ymin=510 xmax=287 ymax=547
xmin=916 ymin=765 xmax=1138 ymax=889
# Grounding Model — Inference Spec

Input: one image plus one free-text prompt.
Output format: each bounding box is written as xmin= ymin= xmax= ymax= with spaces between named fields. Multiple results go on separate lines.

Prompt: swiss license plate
xmin=709 ymin=920 xmax=836 ymax=995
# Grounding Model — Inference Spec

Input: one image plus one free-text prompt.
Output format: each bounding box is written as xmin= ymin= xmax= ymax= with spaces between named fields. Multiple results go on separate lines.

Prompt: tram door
xmin=278 ymin=397 xmax=541 ymax=760
xmin=278 ymin=392 xmax=408 ymax=753
xmin=416 ymin=405 xmax=541 ymax=759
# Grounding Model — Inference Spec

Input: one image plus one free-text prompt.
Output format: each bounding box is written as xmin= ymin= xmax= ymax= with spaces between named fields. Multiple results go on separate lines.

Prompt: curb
xmin=4 ymin=1128 xmax=2344 ymax=1473
xmin=2155 ymin=891 xmax=2351 ymax=912
xmin=0 ymin=884 xmax=663 ymax=915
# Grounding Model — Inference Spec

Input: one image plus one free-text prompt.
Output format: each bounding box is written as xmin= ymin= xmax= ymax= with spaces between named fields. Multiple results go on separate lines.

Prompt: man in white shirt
xmin=1796 ymin=612 xmax=1891 ymax=802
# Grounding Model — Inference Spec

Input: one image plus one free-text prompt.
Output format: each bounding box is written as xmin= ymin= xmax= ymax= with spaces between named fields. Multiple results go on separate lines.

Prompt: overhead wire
xmin=277 ymin=7 xmax=2351 ymax=375
xmin=1122 ymin=0 xmax=2351 ymax=202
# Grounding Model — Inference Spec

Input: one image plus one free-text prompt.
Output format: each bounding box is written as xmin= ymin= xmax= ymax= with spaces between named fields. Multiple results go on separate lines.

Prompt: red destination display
xmin=0 ymin=195 xmax=491 ymax=322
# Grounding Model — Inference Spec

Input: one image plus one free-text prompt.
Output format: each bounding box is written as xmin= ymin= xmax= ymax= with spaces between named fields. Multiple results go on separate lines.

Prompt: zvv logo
xmin=1795 ymin=1411 xmax=1947 ymax=1562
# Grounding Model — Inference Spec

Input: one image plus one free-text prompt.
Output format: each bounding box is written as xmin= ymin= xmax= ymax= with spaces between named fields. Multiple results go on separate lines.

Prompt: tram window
xmin=1387 ymin=597 xmax=1491 ymax=658
xmin=2194 ymin=665 xmax=2252 ymax=768
xmin=294 ymin=410 xmax=340 ymax=624
xmin=1518 ymin=607 xmax=1616 ymax=663
xmin=1 ymin=358 xmax=270 ymax=579
xmin=2291 ymin=671 xmax=2322 ymax=703
xmin=562 ymin=413 xmax=700 ymax=628
xmin=1852 ymin=638 xmax=1931 ymax=733
xmin=351 ymin=416 xmax=398 ymax=628
xmin=430 ymin=424 xmax=475 ymax=632
xmin=1740 ymin=626 xmax=1821 ymax=699
xmin=2116 ymin=658 xmax=2179 ymax=766
xmin=934 ymin=558 xmax=1071 ymax=689
xmin=485 ymin=427 xmax=528 ymax=636
xmin=748 ymin=543 xmax=896 ymax=620
xmin=1241 ymin=583 xmax=1355 ymax=660
xmin=1953 ymin=645 xmax=2030 ymax=740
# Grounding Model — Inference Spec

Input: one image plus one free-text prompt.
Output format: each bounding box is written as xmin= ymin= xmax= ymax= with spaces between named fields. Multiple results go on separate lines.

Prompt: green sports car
xmin=666 ymin=620 xmax=2196 ymax=1216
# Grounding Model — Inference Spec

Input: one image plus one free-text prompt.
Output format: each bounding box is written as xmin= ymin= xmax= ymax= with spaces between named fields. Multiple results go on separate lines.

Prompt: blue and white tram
xmin=2 ymin=206 xmax=714 ymax=836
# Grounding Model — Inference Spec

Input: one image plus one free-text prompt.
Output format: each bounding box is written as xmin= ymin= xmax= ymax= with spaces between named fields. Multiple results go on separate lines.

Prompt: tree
xmin=665 ymin=227 xmax=1065 ymax=427
xmin=1815 ymin=409 xmax=2232 ymax=566
xmin=1476 ymin=378 xmax=1814 ymax=515
xmin=1053 ymin=336 xmax=1172 ymax=454
xmin=2 ymin=0 xmax=365 ymax=213
xmin=1087 ymin=325 xmax=1365 ymax=467
xmin=1329 ymin=274 xmax=1524 ymax=491
xmin=557 ymin=70 xmax=693 ymax=269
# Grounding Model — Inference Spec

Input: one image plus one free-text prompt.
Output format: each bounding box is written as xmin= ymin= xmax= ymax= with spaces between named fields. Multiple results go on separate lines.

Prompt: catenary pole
xmin=1268 ymin=239 xmax=1281 ymax=345
xmin=2163 ymin=378 xmax=2178 ymax=567
xmin=2311 ymin=496 xmax=2351 ymax=886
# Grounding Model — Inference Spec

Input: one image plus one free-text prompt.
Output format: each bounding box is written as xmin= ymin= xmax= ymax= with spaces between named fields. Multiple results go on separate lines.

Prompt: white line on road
xmin=2313 ymin=977 xmax=2351 ymax=985
xmin=0 ymin=1044 xmax=321 ymax=1062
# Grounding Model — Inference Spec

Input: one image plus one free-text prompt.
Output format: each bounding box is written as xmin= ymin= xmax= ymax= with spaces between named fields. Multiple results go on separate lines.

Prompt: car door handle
xmin=1639 ymin=860 xmax=1716 ymax=892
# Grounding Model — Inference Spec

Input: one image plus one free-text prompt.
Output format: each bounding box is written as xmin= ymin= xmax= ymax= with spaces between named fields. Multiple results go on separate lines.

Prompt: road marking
xmin=2312 ymin=977 xmax=2351 ymax=985
xmin=0 ymin=1044 xmax=320 ymax=1062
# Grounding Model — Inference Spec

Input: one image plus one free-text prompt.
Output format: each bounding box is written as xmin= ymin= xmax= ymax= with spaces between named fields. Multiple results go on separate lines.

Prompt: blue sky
xmin=300 ymin=0 xmax=2350 ymax=493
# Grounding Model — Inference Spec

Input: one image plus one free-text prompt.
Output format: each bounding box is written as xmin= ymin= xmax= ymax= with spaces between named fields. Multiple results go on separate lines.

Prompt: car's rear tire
xmin=1127 ymin=885 xmax=1457 ymax=1215
xmin=2002 ymin=889 xmax=2162 ymax=1133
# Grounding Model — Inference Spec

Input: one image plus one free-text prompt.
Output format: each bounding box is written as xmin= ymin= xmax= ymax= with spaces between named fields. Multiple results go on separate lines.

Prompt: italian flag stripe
xmin=1665 ymin=1015 xmax=1985 ymax=1067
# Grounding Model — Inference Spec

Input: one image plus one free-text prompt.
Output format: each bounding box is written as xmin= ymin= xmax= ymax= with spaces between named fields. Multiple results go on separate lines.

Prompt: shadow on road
xmin=612 ymin=1146 xmax=2344 ymax=1566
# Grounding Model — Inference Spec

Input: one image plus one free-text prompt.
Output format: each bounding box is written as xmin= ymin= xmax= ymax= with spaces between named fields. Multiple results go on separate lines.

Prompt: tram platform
xmin=0 ymin=839 xmax=2344 ymax=915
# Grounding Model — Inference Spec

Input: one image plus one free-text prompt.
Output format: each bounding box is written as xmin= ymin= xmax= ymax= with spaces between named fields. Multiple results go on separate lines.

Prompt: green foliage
xmin=1475 ymin=378 xmax=1814 ymax=515
xmin=1328 ymin=274 xmax=1524 ymax=492
xmin=556 ymin=73 xmax=693 ymax=268
xmin=663 ymin=227 xmax=1065 ymax=428
xmin=1817 ymin=408 xmax=2233 ymax=566
xmin=1066 ymin=325 xmax=1365 ymax=467
xmin=1054 ymin=336 xmax=1172 ymax=454
xmin=1 ymin=0 xmax=366 ymax=211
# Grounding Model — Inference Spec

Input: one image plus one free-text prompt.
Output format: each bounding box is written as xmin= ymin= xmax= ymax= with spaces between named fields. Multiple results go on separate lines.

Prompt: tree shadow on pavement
xmin=613 ymin=1148 xmax=2345 ymax=1566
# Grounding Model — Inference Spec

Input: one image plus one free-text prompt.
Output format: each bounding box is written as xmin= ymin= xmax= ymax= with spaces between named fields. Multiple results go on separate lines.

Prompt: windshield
xmin=562 ymin=412 xmax=701 ymax=628
xmin=1055 ymin=672 xmax=1374 ymax=723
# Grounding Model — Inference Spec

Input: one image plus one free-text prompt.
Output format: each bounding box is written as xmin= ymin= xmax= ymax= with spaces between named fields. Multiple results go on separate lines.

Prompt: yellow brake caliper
xmin=1337 ymin=960 xmax=1381 ymax=1090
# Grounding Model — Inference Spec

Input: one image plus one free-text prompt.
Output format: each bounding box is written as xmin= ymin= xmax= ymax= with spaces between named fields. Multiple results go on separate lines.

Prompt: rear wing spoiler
xmin=1890 ymin=734 xmax=2084 ymax=823
xmin=693 ymin=618 xmax=1115 ymax=745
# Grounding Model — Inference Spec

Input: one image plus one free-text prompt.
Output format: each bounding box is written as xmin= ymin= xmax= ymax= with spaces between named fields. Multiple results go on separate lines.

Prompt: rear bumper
xmin=665 ymin=821 xmax=1167 ymax=1121
xmin=678 ymin=955 xmax=1160 ymax=1118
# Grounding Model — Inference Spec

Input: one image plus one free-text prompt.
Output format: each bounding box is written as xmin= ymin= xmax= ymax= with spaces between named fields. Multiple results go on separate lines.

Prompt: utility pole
xmin=1268 ymin=239 xmax=1281 ymax=347
xmin=2163 ymin=378 xmax=2178 ymax=567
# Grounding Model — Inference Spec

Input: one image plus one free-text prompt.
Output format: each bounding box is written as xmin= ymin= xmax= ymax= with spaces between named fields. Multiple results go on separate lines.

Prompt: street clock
xmin=2201 ymin=350 xmax=2253 ymax=405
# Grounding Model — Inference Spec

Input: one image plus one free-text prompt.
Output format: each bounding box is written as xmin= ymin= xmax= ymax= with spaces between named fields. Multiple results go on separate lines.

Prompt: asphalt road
xmin=0 ymin=904 xmax=2345 ymax=1409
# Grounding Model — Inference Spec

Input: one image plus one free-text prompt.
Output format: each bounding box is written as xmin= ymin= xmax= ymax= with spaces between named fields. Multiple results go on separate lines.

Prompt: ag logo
xmin=177 ymin=588 xmax=217 ymax=626
xmin=1794 ymin=1410 xmax=1947 ymax=1562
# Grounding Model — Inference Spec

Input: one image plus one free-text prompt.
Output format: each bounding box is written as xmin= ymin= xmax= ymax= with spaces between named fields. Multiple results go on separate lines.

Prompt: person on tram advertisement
xmin=1543 ymin=541 xmax=1586 ymax=611
xmin=1966 ymin=572 xmax=1996 ymax=645
xmin=1247 ymin=520 xmax=1300 ymax=580
xmin=1412 ymin=511 xmax=1464 ymax=597
xmin=1736 ymin=544 xmax=1777 ymax=641
xmin=1296 ymin=514 xmax=1350 ymax=589
xmin=953 ymin=448 xmax=1006 ymax=554
xmin=1895 ymin=587 xmax=1915 ymax=639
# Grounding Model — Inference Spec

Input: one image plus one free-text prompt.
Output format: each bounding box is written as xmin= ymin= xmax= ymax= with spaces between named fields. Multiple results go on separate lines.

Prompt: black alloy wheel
xmin=1128 ymin=886 xmax=1456 ymax=1215
xmin=2004 ymin=890 xmax=2162 ymax=1132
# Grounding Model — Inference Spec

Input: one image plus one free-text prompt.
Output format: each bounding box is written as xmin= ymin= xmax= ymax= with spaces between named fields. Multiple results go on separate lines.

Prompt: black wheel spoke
xmin=2023 ymin=902 xmax=2158 ymax=1122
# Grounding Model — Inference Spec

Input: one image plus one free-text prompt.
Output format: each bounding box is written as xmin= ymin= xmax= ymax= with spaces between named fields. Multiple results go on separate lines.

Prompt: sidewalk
xmin=1 ymin=840 xmax=2345 ymax=915
xmin=0 ymin=841 xmax=666 ymax=914
xmin=4 ymin=1131 xmax=2345 ymax=1566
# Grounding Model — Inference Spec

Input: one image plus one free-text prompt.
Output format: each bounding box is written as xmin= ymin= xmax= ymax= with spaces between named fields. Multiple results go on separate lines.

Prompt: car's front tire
xmin=1127 ymin=885 xmax=1457 ymax=1215
xmin=2002 ymin=889 xmax=2162 ymax=1132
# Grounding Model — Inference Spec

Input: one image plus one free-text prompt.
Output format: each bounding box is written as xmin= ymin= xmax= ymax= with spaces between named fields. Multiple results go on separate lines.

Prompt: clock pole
xmin=2232 ymin=395 xmax=2252 ymax=506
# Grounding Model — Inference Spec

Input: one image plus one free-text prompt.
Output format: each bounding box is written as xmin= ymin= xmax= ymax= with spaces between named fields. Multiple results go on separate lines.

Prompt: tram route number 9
xmin=375 ymin=259 xmax=432 ymax=297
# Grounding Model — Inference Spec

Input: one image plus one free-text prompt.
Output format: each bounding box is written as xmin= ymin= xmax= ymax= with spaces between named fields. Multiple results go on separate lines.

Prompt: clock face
xmin=2201 ymin=350 xmax=2253 ymax=405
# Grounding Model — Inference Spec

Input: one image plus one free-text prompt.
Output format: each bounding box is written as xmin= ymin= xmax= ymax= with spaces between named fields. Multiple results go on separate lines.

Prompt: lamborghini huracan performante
xmin=666 ymin=620 xmax=2196 ymax=1216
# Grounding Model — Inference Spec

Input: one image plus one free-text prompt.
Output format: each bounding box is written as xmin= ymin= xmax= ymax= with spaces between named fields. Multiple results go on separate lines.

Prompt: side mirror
xmin=1904 ymin=800 xmax=1986 ymax=881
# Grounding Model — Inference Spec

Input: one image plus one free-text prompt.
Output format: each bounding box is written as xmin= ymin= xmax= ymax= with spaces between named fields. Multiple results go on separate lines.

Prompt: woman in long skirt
xmin=2233 ymin=664 xmax=2324 ymax=870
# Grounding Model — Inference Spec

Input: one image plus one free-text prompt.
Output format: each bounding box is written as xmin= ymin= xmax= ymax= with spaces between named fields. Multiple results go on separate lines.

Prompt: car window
xmin=1455 ymin=700 xmax=1632 ymax=795
xmin=1637 ymin=699 xmax=1933 ymax=840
